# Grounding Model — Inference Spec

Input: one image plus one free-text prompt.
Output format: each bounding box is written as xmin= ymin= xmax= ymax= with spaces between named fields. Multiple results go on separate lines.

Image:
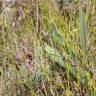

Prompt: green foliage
xmin=79 ymin=8 xmax=87 ymax=51
xmin=1 ymin=0 xmax=96 ymax=96
xmin=51 ymin=22 xmax=65 ymax=45
xmin=45 ymin=44 xmax=65 ymax=67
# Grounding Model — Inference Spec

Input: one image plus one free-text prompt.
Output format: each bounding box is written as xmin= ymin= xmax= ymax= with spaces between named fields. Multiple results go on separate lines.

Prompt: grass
xmin=0 ymin=0 xmax=96 ymax=96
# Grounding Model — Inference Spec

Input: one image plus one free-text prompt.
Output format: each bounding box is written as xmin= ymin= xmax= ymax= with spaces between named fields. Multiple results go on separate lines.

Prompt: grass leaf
xmin=45 ymin=44 xmax=65 ymax=68
xmin=79 ymin=8 xmax=87 ymax=51
xmin=51 ymin=22 xmax=64 ymax=45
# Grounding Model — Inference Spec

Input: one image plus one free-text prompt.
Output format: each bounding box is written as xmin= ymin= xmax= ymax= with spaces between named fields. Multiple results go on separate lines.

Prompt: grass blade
xmin=79 ymin=8 xmax=87 ymax=51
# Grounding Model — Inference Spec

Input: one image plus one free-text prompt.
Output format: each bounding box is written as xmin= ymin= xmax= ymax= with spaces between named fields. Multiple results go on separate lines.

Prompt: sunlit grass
xmin=0 ymin=0 xmax=96 ymax=96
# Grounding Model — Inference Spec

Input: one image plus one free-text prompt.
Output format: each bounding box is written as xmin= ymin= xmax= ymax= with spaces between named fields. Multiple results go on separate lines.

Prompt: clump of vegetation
xmin=0 ymin=0 xmax=96 ymax=96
